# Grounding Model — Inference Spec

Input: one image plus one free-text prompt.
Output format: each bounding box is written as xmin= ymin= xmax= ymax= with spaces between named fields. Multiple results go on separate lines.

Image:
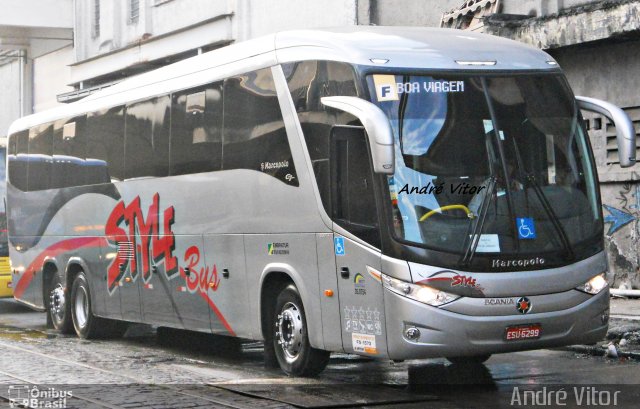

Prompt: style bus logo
xmin=105 ymin=193 xmax=178 ymax=292
xmin=105 ymin=193 xmax=220 ymax=297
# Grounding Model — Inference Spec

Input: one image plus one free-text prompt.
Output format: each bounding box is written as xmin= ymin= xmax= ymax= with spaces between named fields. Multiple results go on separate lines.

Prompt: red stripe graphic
xmin=13 ymin=237 xmax=235 ymax=336
xmin=419 ymin=277 xmax=452 ymax=283
xmin=14 ymin=237 xmax=108 ymax=299
xmin=199 ymin=292 xmax=236 ymax=337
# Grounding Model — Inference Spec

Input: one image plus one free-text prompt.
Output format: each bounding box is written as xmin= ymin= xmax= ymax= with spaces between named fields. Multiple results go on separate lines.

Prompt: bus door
xmin=331 ymin=126 xmax=387 ymax=358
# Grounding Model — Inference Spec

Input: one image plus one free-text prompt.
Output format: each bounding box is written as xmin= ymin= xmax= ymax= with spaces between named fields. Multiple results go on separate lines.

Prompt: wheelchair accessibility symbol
xmin=335 ymin=237 xmax=346 ymax=256
xmin=517 ymin=218 xmax=536 ymax=239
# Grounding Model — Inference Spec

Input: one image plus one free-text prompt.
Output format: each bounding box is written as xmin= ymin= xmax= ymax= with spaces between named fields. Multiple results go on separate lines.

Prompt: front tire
xmin=273 ymin=284 xmax=329 ymax=376
xmin=71 ymin=272 xmax=127 ymax=339
xmin=48 ymin=274 xmax=74 ymax=334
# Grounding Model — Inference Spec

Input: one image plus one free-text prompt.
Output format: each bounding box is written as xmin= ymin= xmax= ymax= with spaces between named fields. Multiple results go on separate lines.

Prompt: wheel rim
xmin=49 ymin=284 xmax=66 ymax=323
xmin=74 ymin=285 xmax=89 ymax=329
xmin=276 ymin=301 xmax=304 ymax=363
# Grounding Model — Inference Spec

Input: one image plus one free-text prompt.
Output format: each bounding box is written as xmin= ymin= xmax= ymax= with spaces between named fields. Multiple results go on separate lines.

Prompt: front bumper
xmin=384 ymin=287 xmax=609 ymax=360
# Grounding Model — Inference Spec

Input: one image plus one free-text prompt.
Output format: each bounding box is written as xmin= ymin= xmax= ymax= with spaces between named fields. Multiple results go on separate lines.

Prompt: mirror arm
xmin=321 ymin=96 xmax=395 ymax=174
xmin=576 ymin=96 xmax=636 ymax=168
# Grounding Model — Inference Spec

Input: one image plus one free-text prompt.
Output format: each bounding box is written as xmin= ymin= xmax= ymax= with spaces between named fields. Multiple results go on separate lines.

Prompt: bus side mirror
xmin=576 ymin=96 xmax=636 ymax=168
xmin=321 ymin=96 xmax=394 ymax=174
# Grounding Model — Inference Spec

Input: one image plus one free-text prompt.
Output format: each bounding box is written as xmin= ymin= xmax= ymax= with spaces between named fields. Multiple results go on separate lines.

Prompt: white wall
xmin=33 ymin=45 xmax=74 ymax=113
xmin=237 ymin=0 xmax=358 ymax=40
xmin=75 ymin=0 xmax=232 ymax=62
xmin=374 ymin=0 xmax=462 ymax=27
xmin=0 ymin=59 xmax=22 ymax=137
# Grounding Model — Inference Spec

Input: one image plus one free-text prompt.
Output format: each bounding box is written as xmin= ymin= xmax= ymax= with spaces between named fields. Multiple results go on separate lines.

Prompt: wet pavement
xmin=1 ymin=298 xmax=639 ymax=408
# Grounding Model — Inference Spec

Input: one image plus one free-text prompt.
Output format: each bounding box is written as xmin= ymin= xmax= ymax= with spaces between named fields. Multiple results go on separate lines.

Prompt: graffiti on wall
xmin=603 ymin=180 xmax=640 ymax=236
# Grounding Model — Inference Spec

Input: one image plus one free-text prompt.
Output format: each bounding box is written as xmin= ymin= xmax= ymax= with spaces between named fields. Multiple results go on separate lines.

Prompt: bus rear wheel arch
xmin=272 ymin=284 xmax=329 ymax=376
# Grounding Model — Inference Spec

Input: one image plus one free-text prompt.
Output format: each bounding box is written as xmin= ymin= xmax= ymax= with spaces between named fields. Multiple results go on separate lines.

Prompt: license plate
xmin=505 ymin=324 xmax=542 ymax=341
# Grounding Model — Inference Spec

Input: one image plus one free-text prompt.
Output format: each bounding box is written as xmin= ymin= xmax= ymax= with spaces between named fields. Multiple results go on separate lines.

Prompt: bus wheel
xmin=446 ymin=354 xmax=492 ymax=365
xmin=273 ymin=284 xmax=330 ymax=376
xmin=71 ymin=272 xmax=127 ymax=339
xmin=48 ymin=274 xmax=74 ymax=334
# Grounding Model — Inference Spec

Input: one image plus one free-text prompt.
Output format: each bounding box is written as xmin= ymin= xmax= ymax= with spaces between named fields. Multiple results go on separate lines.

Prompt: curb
xmin=557 ymin=345 xmax=640 ymax=360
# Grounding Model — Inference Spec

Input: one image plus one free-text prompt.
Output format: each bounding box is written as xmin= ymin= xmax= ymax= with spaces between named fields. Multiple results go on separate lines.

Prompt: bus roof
xmin=8 ymin=27 xmax=558 ymax=135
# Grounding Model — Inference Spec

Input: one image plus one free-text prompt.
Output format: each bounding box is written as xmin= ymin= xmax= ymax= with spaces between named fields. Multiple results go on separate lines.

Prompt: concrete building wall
xmin=365 ymin=0 xmax=461 ymax=27
xmin=0 ymin=59 xmax=22 ymax=136
xmin=501 ymin=0 xmax=599 ymax=16
xmin=33 ymin=45 xmax=74 ymax=113
xmin=151 ymin=0 xmax=231 ymax=36
xmin=242 ymin=0 xmax=358 ymax=40
xmin=74 ymin=0 xmax=231 ymax=63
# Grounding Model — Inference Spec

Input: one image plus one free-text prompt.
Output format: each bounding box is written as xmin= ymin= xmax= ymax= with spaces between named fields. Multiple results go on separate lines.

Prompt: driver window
xmin=331 ymin=126 xmax=381 ymax=248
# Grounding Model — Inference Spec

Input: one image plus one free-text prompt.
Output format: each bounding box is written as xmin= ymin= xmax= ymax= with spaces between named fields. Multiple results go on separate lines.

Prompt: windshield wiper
xmin=459 ymin=100 xmax=502 ymax=267
xmin=480 ymin=78 xmax=520 ymax=253
xmin=460 ymin=176 xmax=497 ymax=267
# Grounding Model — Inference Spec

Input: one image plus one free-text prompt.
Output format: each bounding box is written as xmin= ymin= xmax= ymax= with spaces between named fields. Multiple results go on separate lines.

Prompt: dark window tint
xmin=285 ymin=61 xmax=360 ymax=207
xmin=223 ymin=68 xmax=297 ymax=186
xmin=331 ymin=127 xmax=380 ymax=247
xmin=170 ymin=83 xmax=222 ymax=175
xmin=0 ymin=147 xmax=6 ymax=183
xmin=27 ymin=123 xmax=53 ymax=191
xmin=86 ymin=106 xmax=125 ymax=182
xmin=126 ymin=96 xmax=170 ymax=179
xmin=52 ymin=115 xmax=89 ymax=188
xmin=8 ymin=130 xmax=28 ymax=191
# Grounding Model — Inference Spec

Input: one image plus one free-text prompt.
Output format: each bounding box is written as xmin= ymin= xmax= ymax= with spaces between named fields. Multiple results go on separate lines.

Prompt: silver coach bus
xmin=6 ymin=27 xmax=636 ymax=376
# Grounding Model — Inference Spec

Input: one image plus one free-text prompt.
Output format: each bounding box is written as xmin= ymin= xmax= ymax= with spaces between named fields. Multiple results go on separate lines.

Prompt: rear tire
xmin=273 ymin=284 xmax=329 ymax=376
xmin=71 ymin=272 xmax=127 ymax=339
xmin=446 ymin=354 xmax=492 ymax=365
xmin=47 ymin=274 xmax=74 ymax=334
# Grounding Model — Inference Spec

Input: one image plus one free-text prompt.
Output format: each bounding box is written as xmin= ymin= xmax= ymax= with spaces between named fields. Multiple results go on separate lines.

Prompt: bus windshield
xmin=366 ymin=73 xmax=601 ymax=260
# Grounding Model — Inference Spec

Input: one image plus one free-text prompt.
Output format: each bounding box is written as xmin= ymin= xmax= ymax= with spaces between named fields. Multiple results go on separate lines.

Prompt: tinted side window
xmin=285 ymin=61 xmax=360 ymax=209
xmin=86 ymin=106 xmax=125 ymax=183
xmin=8 ymin=130 xmax=29 ymax=191
xmin=170 ymin=83 xmax=222 ymax=175
xmin=223 ymin=68 xmax=297 ymax=186
xmin=52 ymin=115 xmax=88 ymax=188
xmin=126 ymin=96 xmax=171 ymax=179
xmin=28 ymin=123 xmax=53 ymax=191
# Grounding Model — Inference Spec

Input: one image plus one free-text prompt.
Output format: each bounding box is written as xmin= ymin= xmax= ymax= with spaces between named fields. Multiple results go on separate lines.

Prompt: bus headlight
xmin=576 ymin=273 xmax=608 ymax=295
xmin=382 ymin=274 xmax=459 ymax=306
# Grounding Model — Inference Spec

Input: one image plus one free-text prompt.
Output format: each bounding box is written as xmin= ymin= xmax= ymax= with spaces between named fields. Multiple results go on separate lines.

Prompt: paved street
xmin=1 ymin=298 xmax=639 ymax=408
